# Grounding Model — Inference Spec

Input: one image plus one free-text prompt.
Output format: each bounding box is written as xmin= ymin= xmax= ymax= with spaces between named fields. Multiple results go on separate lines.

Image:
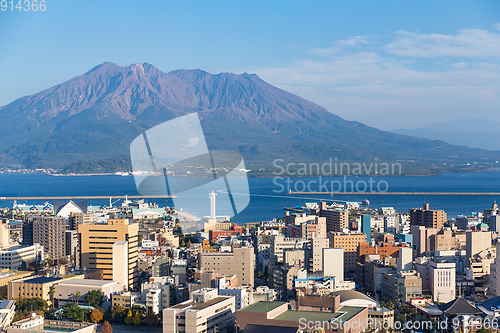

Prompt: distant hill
xmin=391 ymin=119 xmax=500 ymax=151
xmin=0 ymin=62 xmax=498 ymax=175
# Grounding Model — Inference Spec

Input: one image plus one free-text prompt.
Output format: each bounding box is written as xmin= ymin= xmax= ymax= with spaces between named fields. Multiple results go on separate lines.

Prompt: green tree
xmin=62 ymin=302 xmax=87 ymax=322
xmin=75 ymin=290 xmax=82 ymax=303
xmin=111 ymin=305 xmax=127 ymax=323
xmin=15 ymin=297 xmax=48 ymax=316
xmin=84 ymin=290 xmax=104 ymax=307
xmin=132 ymin=311 xmax=141 ymax=325
xmin=124 ymin=309 xmax=134 ymax=325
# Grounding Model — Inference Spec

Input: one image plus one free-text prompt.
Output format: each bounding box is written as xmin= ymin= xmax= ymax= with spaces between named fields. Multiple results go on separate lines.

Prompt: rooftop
xmin=0 ymin=299 xmax=15 ymax=310
xmin=242 ymin=324 xmax=298 ymax=333
xmin=0 ymin=270 xmax=33 ymax=280
xmin=274 ymin=306 xmax=365 ymax=322
xmin=56 ymin=279 xmax=117 ymax=287
xmin=239 ymin=301 xmax=287 ymax=313
xmin=19 ymin=276 xmax=62 ymax=284
xmin=169 ymin=297 xmax=232 ymax=311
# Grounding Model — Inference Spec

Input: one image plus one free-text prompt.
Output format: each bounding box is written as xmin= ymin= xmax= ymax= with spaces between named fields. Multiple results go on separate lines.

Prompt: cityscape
xmin=1 ymin=1 xmax=500 ymax=333
xmin=0 ymin=194 xmax=499 ymax=333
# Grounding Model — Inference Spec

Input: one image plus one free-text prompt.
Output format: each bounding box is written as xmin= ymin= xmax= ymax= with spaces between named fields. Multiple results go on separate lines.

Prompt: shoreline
xmin=0 ymin=168 xmax=498 ymax=178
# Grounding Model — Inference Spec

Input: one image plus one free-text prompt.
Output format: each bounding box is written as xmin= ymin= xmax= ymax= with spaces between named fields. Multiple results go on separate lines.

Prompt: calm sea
xmin=1 ymin=172 xmax=500 ymax=223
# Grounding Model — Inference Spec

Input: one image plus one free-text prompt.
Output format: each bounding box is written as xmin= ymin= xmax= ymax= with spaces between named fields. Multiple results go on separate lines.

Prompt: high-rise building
xmin=285 ymin=214 xmax=326 ymax=240
xmin=466 ymin=231 xmax=492 ymax=266
xmin=323 ymin=248 xmax=343 ymax=280
xmin=69 ymin=212 xmax=98 ymax=230
xmin=78 ymin=219 xmax=139 ymax=289
xmin=488 ymin=242 xmax=500 ymax=296
xmin=0 ymin=223 xmax=10 ymax=250
xmin=397 ymin=247 xmax=413 ymax=272
xmin=311 ymin=238 xmax=329 ymax=272
xmin=21 ymin=218 xmax=33 ymax=246
xmin=409 ymin=203 xmax=447 ymax=229
xmin=23 ymin=216 xmax=65 ymax=260
xmin=361 ymin=215 xmax=371 ymax=243
xmin=65 ymin=230 xmax=79 ymax=266
xmin=429 ymin=260 xmax=456 ymax=303
xmin=198 ymin=247 xmax=255 ymax=286
xmin=318 ymin=202 xmax=348 ymax=233
xmin=328 ymin=232 xmax=366 ymax=274
xmin=269 ymin=235 xmax=308 ymax=264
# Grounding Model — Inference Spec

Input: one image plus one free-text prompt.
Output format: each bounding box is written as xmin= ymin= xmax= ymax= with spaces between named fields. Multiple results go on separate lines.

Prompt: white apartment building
xmin=0 ymin=244 xmax=43 ymax=270
xmin=141 ymin=276 xmax=177 ymax=314
xmin=383 ymin=214 xmax=399 ymax=235
xmin=218 ymin=287 xmax=252 ymax=310
xmin=146 ymin=288 xmax=162 ymax=314
xmin=163 ymin=293 xmax=235 ymax=333
xmin=429 ymin=260 xmax=456 ymax=303
xmin=398 ymin=215 xmax=411 ymax=234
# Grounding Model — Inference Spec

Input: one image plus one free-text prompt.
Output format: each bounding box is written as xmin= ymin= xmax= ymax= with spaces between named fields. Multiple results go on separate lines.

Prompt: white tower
xmin=209 ymin=190 xmax=217 ymax=219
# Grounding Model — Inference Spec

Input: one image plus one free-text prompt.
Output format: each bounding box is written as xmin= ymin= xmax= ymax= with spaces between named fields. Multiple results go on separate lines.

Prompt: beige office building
xmin=466 ymin=231 xmax=492 ymax=266
xmin=328 ymin=232 xmax=366 ymax=272
xmin=163 ymin=294 xmax=235 ymax=333
xmin=8 ymin=275 xmax=84 ymax=302
xmin=79 ymin=219 xmax=139 ymax=289
xmin=198 ymin=247 xmax=254 ymax=286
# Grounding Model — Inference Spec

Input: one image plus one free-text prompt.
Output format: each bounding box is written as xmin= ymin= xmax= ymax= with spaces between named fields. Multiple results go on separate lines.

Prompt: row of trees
xmin=14 ymin=291 xmax=160 ymax=327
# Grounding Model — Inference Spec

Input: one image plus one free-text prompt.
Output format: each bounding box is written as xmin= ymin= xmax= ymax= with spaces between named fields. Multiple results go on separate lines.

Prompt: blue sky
xmin=0 ymin=0 xmax=499 ymax=129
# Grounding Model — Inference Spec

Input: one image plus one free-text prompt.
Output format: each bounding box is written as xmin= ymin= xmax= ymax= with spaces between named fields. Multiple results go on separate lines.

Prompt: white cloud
xmin=247 ymin=27 xmax=500 ymax=130
xmin=335 ymin=35 xmax=371 ymax=46
xmin=492 ymin=23 xmax=500 ymax=31
xmin=386 ymin=29 xmax=500 ymax=58
xmin=308 ymin=36 xmax=371 ymax=58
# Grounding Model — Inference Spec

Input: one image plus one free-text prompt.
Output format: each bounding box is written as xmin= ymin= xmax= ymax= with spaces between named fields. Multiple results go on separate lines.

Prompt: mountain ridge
xmin=0 ymin=62 xmax=498 ymax=175
xmin=391 ymin=119 xmax=500 ymax=151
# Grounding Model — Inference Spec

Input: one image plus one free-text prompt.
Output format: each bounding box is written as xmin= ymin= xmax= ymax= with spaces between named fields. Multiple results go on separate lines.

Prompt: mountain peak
xmin=84 ymin=61 xmax=121 ymax=75
xmin=0 ymin=62 xmax=497 ymax=172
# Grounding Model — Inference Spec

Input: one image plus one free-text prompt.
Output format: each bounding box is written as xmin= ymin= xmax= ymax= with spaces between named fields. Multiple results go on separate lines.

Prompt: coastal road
xmin=0 ymin=195 xmax=175 ymax=200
